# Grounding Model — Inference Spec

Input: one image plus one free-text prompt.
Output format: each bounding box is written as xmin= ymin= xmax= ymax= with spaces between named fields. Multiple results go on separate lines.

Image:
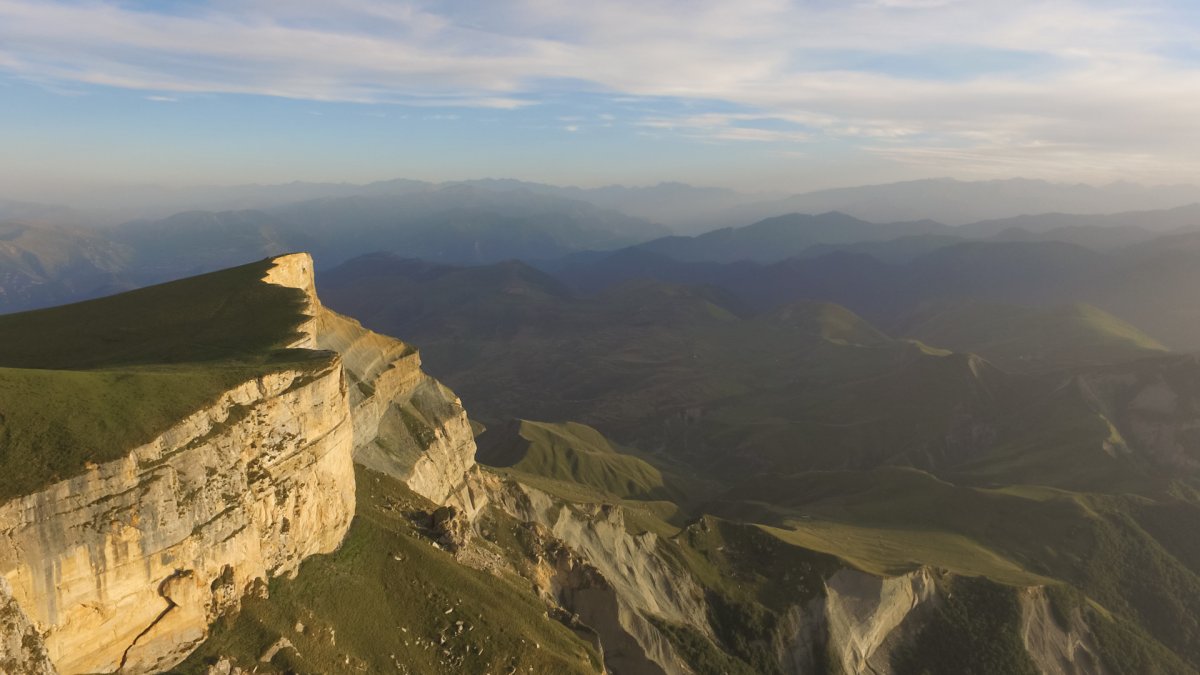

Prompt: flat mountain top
xmin=0 ymin=255 xmax=333 ymax=501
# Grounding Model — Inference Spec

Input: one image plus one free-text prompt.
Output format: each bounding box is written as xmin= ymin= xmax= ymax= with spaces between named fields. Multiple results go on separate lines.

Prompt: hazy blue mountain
xmin=795 ymin=234 xmax=968 ymax=263
xmin=633 ymin=211 xmax=951 ymax=263
xmin=270 ymin=185 xmax=670 ymax=267
xmin=964 ymin=202 xmax=1200 ymax=236
xmin=457 ymin=179 xmax=777 ymax=233
xmin=96 ymin=186 xmax=669 ymax=285
xmin=25 ymin=177 xmax=765 ymax=231
xmin=0 ymin=199 xmax=79 ymax=226
xmin=107 ymin=209 xmax=306 ymax=283
xmin=716 ymin=178 xmax=1200 ymax=227
xmin=0 ymin=221 xmax=133 ymax=312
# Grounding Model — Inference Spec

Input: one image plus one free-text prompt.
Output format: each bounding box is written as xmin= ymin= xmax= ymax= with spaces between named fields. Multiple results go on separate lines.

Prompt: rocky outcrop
xmin=770 ymin=567 xmax=935 ymax=675
xmin=266 ymin=252 xmax=481 ymax=516
xmin=1019 ymin=588 xmax=1109 ymax=675
xmin=311 ymin=308 xmax=482 ymax=516
xmin=0 ymin=576 xmax=56 ymax=675
xmin=493 ymin=482 xmax=705 ymax=675
xmin=771 ymin=570 xmax=1112 ymax=675
xmin=0 ymin=363 xmax=355 ymax=674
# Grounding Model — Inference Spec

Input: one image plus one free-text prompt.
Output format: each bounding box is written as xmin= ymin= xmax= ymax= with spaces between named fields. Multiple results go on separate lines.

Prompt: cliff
xmin=0 ymin=253 xmax=481 ymax=674
xmin=269 ymin=253 xmax=481 ymax=514
xmin=0 ymin=361 xmax=355 ymax=674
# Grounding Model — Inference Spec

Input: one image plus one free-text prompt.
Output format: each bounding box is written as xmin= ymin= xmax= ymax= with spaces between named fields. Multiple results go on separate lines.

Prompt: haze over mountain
xmin=728 ymin=178 xmax=1200 ymax=226
xmin=12 ymin=177 xmax=1200 ymax=235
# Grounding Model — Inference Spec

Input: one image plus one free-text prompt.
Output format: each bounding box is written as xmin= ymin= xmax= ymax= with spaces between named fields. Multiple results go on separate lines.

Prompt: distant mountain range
xmin=4 ymin=178 xmax=1200 ymax=325
xmin=721 ymin=178 xmax=1200 ymax=227
xmin=11 ymin=176 xmax=1200 ymax=233
xmin=552 ymin=230 xmax=1200 ymax=351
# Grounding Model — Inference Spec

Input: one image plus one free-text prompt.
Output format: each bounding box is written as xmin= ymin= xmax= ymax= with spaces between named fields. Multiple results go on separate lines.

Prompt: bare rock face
xmin=823 ymin=567 xmax=936 ymax=675
xmin=0 ymin=364 xmax=355 ymax=674
xmin=0 ymin=576 xmax=56 ymax=675
xmin=0 ymin=253 xmax=484 ymax=674
xmin=493 ymin=482 xmax=705 ymax=675
xmin=310 ymin=298 xmax=483 ymax=517
xmin=0 ymin=254 xmax=360 ymax=674
xmin=1019 ymin=587 xmax=1109 ymax=675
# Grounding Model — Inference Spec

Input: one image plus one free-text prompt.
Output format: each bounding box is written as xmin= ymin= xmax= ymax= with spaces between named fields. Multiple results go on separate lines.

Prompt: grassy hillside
xmin=898 ymin=300 xmax=1167 ymax=370
xmin=174 ymin=467 xmax=602 ymax=675
xmin=761 ymin=300 xmax=890 ymax=346
xmin=632 ymin=211 xmax=950 ymax=263
xmin=0 ymin=258 xmax=332 ymax=500
xmin=480 ymin=420 xmax=671 ymax=501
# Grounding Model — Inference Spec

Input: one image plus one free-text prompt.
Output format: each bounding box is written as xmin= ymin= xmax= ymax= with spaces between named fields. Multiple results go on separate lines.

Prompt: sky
xmin=2 ymin=0 xmax=1200 ymax=198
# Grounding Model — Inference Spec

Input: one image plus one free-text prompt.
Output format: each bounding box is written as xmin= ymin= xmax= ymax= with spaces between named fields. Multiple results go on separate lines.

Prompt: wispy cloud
xmin=1 ymin=0 xmax=1198 ymax=181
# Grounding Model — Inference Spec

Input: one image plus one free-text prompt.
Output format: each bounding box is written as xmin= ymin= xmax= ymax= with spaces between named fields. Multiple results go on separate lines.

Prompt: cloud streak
xmin=1 ymin=0 xmax=1199 ymax=181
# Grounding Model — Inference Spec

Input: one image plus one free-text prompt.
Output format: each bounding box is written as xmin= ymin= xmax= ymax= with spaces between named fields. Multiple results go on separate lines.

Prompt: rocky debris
xmin=258 ymin=636 xmax=295 ymax=663
xmin=430 ymin=505 xmax=472 ymax=552
xmin=202 ymin=657 xmax=247 ymax=675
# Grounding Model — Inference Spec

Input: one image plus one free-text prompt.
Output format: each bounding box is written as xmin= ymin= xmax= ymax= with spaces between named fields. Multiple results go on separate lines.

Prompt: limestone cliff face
xmin=0 ymin=576 xmax=56 ymax=674
xmin=0 ymin=363 xmax=355 ymax=674
xmin=310 ymin=309 xmax=482 ymax=516
xmin=0 ymin=252 xmax=484 ymax=674
xmin=269 ymin=252 xmax=481 ymax=515
xmin=272 ymin=252 xmax=481 ymax=513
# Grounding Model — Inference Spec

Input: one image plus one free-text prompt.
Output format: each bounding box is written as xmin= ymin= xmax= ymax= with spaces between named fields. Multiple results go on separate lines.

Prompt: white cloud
xmin=0 ymin=0 xmax=1198 ymax=180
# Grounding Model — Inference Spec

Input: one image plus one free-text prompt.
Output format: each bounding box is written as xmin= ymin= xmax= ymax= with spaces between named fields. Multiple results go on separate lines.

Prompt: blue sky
xmin=2 ymin=0 xmax=1199 ymax=198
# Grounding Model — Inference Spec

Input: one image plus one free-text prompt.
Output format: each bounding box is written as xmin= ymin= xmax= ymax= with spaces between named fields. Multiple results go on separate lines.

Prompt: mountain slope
xmin=725 ymin=178 xmax=1200 ymax=226
xmin=0 ymin=221 xmax=132 ymax=312
xmin=479 ymin=420 xmax=671 ymax=501
xmin=898 ymin=301 xmax=1168 ymax=370
xmin=634 ymin=211 xmax=950 ymax=263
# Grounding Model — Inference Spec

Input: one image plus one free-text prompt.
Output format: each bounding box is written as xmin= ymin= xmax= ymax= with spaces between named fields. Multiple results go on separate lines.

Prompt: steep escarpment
xmin=269 ymin=252 xmax=482 ymax=514
xmin=0 ymin=253 xmax=484 ymax=674
xmin=0 ymin=353 xmax=355 ymax=674
xmin=310 ymin=309 xmax=481 ymax=515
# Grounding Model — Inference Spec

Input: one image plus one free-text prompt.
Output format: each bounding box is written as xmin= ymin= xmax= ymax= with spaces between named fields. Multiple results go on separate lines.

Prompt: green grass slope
xmin=173 ymin=467 xmax=602 ymax=675
xmin=0 ymin=258 xmax=332 ymax=500
xmin=760 ymin=300 xmax=891 ymax=347
xmin=480 ymin=420 xmax=670 ymax=501
xmin=898 ymin=300 xmax=1167 ymax=370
